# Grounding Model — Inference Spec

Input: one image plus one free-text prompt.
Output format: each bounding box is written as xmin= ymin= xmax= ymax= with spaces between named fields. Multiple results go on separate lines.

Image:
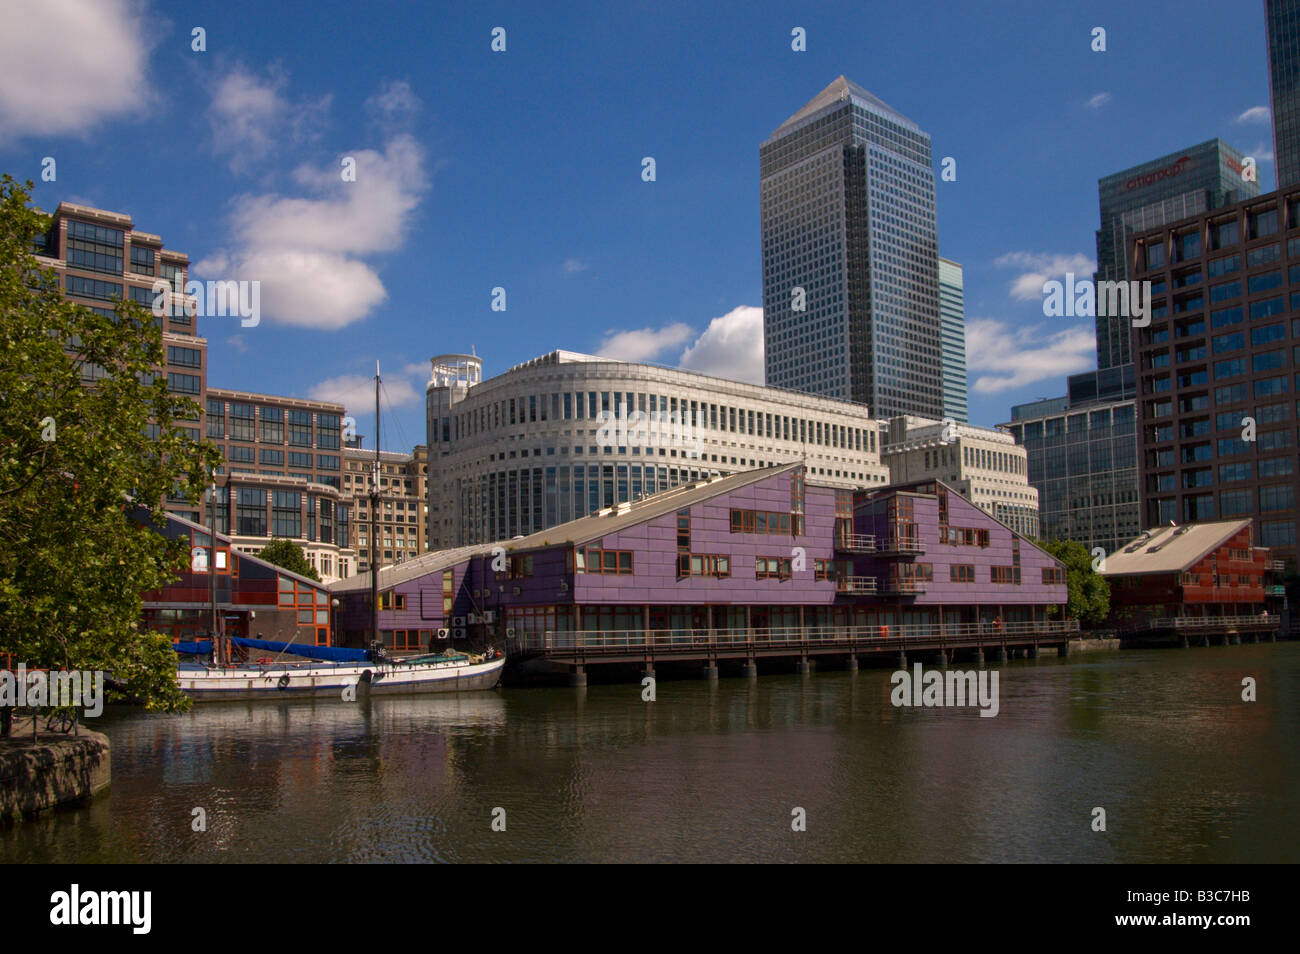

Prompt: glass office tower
xmin=760 ymin=76 xmax=943 ymax=419
xmin=1269 ymin=0 xmax=1300 ymax=190
xmin=938 ymin=258 xmax=969 ymax=424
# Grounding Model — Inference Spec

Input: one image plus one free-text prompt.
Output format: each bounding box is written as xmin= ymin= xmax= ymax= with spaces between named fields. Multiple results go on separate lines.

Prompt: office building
xmin=205 ymin=387 xmax=355 ymax=582
xmin=880 ymin=416 xmax=1039 ymax=538
xmin=343 ymin=442 xmax=430 ymax=572
xmin=1131 ymin=186 xmax=1300 ymax=565
xmin=425 ymin=350 xmax=892 ymax=549
xmin=938 ymin=258 xmax=969 ymax=424
xmin=760 ymin=76 xmax=943 ymax=418
xmin=1094 ymin=140 xmax=1258 ymax=369
xmin=1268 ymin=0 xmax=1300 ymax=190
xmin=31 ymin=202 xmax=205 ymax=520
xmin=1005 ymin=378 xmax=1139 ymax=556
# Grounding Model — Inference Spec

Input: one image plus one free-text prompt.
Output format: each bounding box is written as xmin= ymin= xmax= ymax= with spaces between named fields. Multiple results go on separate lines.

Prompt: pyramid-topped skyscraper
xmin=760 ymin=76 xmax=945 ymax=420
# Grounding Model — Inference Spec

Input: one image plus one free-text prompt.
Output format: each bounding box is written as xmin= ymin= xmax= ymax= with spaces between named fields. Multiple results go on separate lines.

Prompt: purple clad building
xmin=331 ymin=464 xmax=1070 ymax=670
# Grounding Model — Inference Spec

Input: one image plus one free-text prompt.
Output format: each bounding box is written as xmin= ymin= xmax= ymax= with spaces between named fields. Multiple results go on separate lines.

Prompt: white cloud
xmin=994 ymin=251 xmax=1096 ymax=302
xmin=207 ymin=66 xmax=331 ymax=173
xmin=1085 ymin=92 xmax=1112 ymax=110
xmin=1251 ymin=142 xmax=1275 ymax=163
xmin=309 ymin=374 xmax=420 ymax=416
xmin=965 ymin=318 xmax=1095 ymax=394
xmin=597 ymin=323 xmax=694 ymax=362
xmin=0 ymin=0 xmax=153 ymax=138
xmin=366 ymin=80 xmax=420 ymax=127
xmin=1236 ymin=105 xmax=1271 ymax=124
xmin=193 ymin=132 xmax=428 ymax=329
xmin=227 ymin=334 xmax=249 ymax=353
xmin=563 ymin=258 xmax=589 ymax=274
xmin=679 ymin=306 xmax=764 ymax=384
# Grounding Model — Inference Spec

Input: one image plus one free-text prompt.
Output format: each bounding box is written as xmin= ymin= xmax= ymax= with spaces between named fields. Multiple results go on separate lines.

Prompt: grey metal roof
xmin=773 ymin=75 xmax=920 ymax=136
xmin=329 ymin=463 xmax=803 ymax=593
xmin=1099 ymin=520 xmax=1253 ymax=576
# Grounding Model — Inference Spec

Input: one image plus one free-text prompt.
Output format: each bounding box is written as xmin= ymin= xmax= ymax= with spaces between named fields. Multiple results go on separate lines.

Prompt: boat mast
xmin=370 ymin=360 xmax=380 ymax=650
xmin=209 ymin=468 xmax=221 ymax=667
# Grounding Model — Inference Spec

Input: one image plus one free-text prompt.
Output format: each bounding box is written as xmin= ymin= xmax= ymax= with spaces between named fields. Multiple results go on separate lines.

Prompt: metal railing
xmin=509 ymin=619 xmax=1080 ymax=654
xmin=1117 ymin=614 xmax=1279 ymax=633
xmin=876 ymin=538 xmax=924 ymax=555
xmin=834 ymin=533 xmax=877 ymax=552
xmin=835 ymin=576 xmax=878 ymax=594
xmin=879 ymin=579 xmax=928 ymax=595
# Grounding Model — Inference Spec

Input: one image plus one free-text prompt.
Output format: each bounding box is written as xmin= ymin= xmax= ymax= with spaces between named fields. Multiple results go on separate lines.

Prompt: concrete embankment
xmin=0 ymin=718 xmax=110 ymax=823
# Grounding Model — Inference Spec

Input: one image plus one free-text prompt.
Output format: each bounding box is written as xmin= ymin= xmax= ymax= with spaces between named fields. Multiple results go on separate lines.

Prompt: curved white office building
xmin=426 ymin=350 xmax=892 ymax=548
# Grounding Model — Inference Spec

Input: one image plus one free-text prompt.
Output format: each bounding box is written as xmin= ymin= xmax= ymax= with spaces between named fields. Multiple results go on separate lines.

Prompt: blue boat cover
xmin=171 ymin=638 xmax=369 ymax=663
xmin=232 ymin=637 xmax=370 ymax=662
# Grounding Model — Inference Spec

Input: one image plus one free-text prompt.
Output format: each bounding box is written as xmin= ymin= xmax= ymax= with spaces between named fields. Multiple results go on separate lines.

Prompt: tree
xmin=1042 ymin=539 xmax=1111 ymax=627
xmin=0 ymin=175 xmax=221 ymax=724
xmin=257 ymin=538 xmax=321 ymax=582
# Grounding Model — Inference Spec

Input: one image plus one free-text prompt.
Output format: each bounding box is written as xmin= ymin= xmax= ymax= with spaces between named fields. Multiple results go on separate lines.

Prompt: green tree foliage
xmin=1042 ymin=539 xmax=1111 ymax=627
xmin=257 ymin=538 xmax=321 ymax=582
xmin=0 ymin=175 xmax=221 ymax=717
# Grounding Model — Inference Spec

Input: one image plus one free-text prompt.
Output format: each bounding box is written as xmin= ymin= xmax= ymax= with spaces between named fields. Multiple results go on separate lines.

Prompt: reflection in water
xmin=2 ymin=644 xmax=1296 ymax=863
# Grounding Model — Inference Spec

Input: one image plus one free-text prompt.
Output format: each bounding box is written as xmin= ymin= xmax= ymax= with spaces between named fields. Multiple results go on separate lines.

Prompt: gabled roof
xmin=772 ymin=75 xmax=919 ymax=137
xmin=330 ymin=463 xmax=804 ymax=594
xmin=143 ymin=508 xmax=328 ymax=591
xmin=1099 ymin=520 xmax=1253 ymax=576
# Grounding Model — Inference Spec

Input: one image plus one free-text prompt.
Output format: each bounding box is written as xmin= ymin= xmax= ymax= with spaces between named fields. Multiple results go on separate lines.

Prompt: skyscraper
xmin=1268 ymin=0 xmax=1300 ymax=190
xmin=938 ymin=258 xmax=968 ymax=424
xmin=760 ymin=76 xmax=943 ymax=419
xmin=1094 ymin=139 xmax=1258 ymax=369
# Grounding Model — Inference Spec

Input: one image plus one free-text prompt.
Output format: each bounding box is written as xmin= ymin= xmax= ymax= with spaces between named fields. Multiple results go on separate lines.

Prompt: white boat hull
xmin=178 ymin=656 xmax=505 ymax=701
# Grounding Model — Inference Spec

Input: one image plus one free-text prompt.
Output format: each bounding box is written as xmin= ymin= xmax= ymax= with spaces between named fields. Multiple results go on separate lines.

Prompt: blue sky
xmin=0 ymin=0 xmax=1278 ymax=448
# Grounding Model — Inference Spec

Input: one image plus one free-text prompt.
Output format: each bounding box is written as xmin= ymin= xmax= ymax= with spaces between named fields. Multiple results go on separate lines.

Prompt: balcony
xmin=834 ymin=532 xmax=877 ymax=553
xmin=835 ymin=576 xmax=878 ymax=595
xmin=878 ymin=578 xmax=927 ymax=596
xmin=875 ymin=537 xmax=924 ymax=557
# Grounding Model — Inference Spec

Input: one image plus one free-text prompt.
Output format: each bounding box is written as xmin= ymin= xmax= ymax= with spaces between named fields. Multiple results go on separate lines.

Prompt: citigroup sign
xmin=1124 ymin=156 xmax=1194 ymax=192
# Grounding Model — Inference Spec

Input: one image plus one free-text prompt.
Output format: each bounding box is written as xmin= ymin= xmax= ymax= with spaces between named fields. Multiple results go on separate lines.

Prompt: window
xmin=236 ymin=488 xmax=266 ymax=536
xmin=66 ymin=275 xmax=121 ymax=301
xmin=991 ymin=566 xmax=1017 ymax=584
xmin=1260 ymin=484 xmax=1294 ymax=512
xmin=289 ymin=451 xmax=313 ymax=469
xmin=509 ymin=554 xmax=535 ymax=578
xmin=289 ymin=410 xmax=313 ymax=447
xmin=66 ymin=221 xmax=124 ymax=275
xmin=1251 ymin=297 xmax=1285 ymax=320
xmin=575 ymin=547 xmax=633 ymax=575
xmin=676 ymin=509 xmax=690 ymax=551
xmin=950 ymin=564 xmax=975 ymax=583
xmin=1254 ymin=376 xmax=1288 ymax=397
xmin=167 ymin=345 xmax=201 ymax=368
xmin=316 ymin=454 xmax=340 ymax=470
xmin=755 ymin=556 xmax=792 ymax=580
xmin=259 ymin=448 xmax=284 ymax=466
xmin=1042 ymin=567 xmax=1066 ymax=585
xmin=230 ymin=403 xmax=255 ymax=441
xmin=271 ymin=490 xmax=300 ymax=537
xmin=379 ymin=592 xmax=407 ymax=611
xmin=680 ymin=553 xmax=729 ymax=578
xmin=1252 ymin=350 xmax=1286 ymax=372
xmin=1208 ymin=253 xmax=1240 ymax=276
xmin=729 ymin=508 xmax=794 ymax=534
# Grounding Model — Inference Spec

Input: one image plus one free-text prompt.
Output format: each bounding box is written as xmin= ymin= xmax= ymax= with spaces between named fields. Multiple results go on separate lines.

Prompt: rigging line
xmin=379 ymin=378 xmax=413 ymax=455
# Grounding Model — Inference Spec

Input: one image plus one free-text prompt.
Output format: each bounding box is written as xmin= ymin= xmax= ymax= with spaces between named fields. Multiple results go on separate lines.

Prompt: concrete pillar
xmin=993 ymin=647 xmax=1008 ymax=663
xmin=897 ymin=651 xmax=907 ymax=670
xmin=1179 ymin=635 xmax=1189 ymax=648
xmin=1026 ymin=645 xmax=1039 ymax=659
xmin=971 ymin=648 xmax=984 ymax=665
xmin=845 ymin=655 xmax=859 ymax=672
xmin=742 ymin=659 xmax=758 ymax=678
xmin=1230 ymin=634 xmax=1241 ymax=645
xmin=1200 ymin=635 xmax=1210 ymax=647
xmin=796 ymin=657 xmax=812 ymax=675
xmin=700 ymin=661 xmax=719 ymax=680
xmin=933 ymin=650 xmax=948 ymax=666
xmin=641 ymin=664 xmax=655 ymax=681
xmin=568 ymin=666 xmax=587 ymax=687
xmin=1057 ymin=642 xmax=1070 ymax=657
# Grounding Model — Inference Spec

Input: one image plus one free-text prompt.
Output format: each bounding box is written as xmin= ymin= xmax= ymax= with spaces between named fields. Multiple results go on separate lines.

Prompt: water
xmin=4 ymin=643 xmax=1297 ymax=863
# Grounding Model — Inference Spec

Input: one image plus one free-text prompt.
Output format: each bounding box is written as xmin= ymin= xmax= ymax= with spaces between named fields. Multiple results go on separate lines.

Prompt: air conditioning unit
xmin=482 ymin=610 xmax=495 ymax=624
xmin=505 ymin=626 xmax=516 ymax=638
xmin=467 ymin=612 xmax=481 ymax=625
xmin=452 ymin=616 xmax=465 ymax=627
xmin=453 ymin=627 xmax=466 ymax=640
xmin=436 ymin=628 xmax=450 ymax=639
xmin=512 ymin=586 xmax=521 ymax=595
xmin=560 ymin=582 xmax=569 ymax=592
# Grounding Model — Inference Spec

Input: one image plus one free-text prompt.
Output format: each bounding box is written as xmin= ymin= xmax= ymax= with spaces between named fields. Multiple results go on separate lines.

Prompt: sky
xmin=0 ymin=0 xmax=1280 ymax=449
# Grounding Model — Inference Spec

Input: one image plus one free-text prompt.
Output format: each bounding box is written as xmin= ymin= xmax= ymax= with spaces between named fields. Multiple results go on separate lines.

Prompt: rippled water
xmin=4 ymin=642 xmax=1297 ymax=863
